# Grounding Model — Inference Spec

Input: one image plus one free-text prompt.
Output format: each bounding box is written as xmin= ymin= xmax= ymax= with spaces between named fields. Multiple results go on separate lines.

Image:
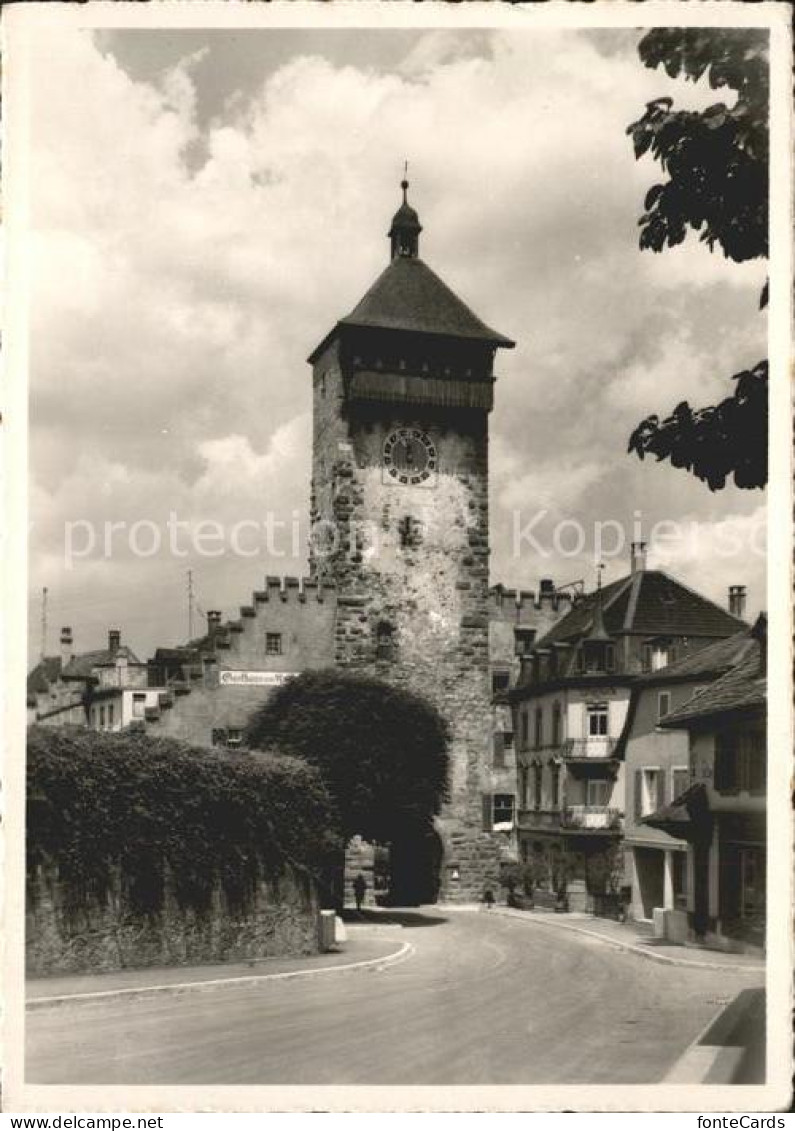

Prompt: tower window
xmin=266 ymin=633 xmax=283 ymax=655
xmin=376 ymin=621 xmax=395 ymax=661
xmin=398 ymin=515 xmax=422 ymax=549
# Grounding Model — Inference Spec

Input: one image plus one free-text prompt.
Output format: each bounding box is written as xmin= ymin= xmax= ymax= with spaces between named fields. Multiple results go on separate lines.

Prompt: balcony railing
xmin=560 ymin=805 xmax=623 ymax=830
xmin=516 ymin=808 xmax=562 ymax=832
xmin=561 ymin=738 xmax=617 ymax=761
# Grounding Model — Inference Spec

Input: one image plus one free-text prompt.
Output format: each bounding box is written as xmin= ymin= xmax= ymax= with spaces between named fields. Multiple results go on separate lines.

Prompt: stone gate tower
xmin=307 ymin=180 xmax=515 ymax=902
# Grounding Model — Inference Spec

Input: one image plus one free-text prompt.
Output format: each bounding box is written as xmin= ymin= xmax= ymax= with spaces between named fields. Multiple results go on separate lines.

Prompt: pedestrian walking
xmin=483 ymin=886 xmax=495 ymax=911
xmin=353 ymin=872 xmax=367 ymax=914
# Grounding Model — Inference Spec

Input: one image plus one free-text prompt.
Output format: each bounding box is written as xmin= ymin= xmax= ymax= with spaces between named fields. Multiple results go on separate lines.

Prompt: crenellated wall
xmin=143 ymin=576 xmax=337 ymax=747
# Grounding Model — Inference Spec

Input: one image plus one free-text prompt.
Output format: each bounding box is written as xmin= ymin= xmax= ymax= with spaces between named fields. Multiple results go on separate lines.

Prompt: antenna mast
xmin=187 ymin=570 xmax=195 ymax=641
xmin=40 ymin=586 xmax=48 ymax=659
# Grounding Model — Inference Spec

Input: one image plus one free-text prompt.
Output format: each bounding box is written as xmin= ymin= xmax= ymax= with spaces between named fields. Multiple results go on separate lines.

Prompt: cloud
xmin=26 ymin=26 xmax=766 ymax=657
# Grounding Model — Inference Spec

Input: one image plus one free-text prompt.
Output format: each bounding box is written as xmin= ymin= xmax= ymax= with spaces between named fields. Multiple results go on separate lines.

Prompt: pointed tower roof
xmin=308 ymin=178 xmax=514 ymax=362
xmin=388 ymin=176 xmax=422 ymax=260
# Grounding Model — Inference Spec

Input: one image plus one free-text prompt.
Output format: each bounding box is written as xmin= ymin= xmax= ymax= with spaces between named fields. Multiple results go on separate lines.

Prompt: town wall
xmin=27 ymin=864 xmax=319 ymax=977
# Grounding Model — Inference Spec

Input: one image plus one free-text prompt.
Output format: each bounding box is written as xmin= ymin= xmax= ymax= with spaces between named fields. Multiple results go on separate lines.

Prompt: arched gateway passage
xmin=245 ymin=670 xmax=451 ymax=910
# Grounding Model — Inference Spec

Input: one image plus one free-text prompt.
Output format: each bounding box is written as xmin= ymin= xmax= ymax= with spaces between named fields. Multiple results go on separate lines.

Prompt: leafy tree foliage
xmin=245 ymin=669 xmax=450 ymax=846
xmin=27 ymin=726 xmax=339 ymax=918
xmin=626 ymin=28 xmax=768 ymax=490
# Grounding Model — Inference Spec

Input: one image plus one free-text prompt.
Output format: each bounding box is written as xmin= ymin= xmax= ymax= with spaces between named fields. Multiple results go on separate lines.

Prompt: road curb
xmin=26 ymin=939 xmax=415 ymax=1010
xmin=663 ymin=988 xmax=764 ymax=1083
xmin=490 ymin=907 xmax=763 ymax=972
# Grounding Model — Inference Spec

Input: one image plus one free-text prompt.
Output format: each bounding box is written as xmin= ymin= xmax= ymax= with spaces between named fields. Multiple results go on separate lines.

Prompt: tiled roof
xmin=534 ymin=570 xmax=744 ymax=649
xmin=27 ymin=656 xmax=62 ymax=696
xmin=62 ymin=645 xmax=140 ymax=679
xmin=660 ymin=641 xmax=766 ymax=726
xmin=339 ymin=256 xmax=515 ymax=347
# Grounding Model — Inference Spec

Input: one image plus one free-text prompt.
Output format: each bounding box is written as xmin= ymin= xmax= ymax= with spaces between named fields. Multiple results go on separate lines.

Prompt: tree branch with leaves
xmin=626 ymin=28 xmax=769 ymax=491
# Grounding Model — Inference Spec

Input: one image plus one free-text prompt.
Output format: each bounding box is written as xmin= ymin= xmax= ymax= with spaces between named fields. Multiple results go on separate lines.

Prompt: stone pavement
xmin=27 ymin=925 xmax=409 ymax=1007
xmin=485 ymin=904 xmax=765 ymax=971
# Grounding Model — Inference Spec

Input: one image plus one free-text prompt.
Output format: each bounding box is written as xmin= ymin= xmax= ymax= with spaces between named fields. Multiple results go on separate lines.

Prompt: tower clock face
xmin=383 ymin=428 xmax=437 ymax=486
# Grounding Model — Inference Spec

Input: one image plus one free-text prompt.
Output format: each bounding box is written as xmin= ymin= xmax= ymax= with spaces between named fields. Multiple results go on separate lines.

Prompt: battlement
xmin=489 ymin=581 xmax=575 ymax=614
xmin=251 ymin=576 xmax=337 ymax=605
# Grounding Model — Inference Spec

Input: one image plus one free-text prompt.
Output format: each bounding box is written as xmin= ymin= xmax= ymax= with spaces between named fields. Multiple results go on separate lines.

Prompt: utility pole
xmin=187 ymin=570 xmax=195 ymax=641
xmin=40 ymin=586 xmax=48 ymax=659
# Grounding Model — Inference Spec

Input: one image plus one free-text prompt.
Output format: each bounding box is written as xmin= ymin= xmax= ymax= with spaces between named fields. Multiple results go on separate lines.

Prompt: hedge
xmin=26 ymin=726 xmax=341 ymax=919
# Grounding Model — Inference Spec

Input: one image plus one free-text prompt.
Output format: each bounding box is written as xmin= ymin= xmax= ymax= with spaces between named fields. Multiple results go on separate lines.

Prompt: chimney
xmin=207 ymin=610 xmax=222 ymax=638
xmin=60 ymin=626 xmax=73 ymax=667
xmin=539 ymin=578 xmax=555 ymax=609
xmin=630 ymin=541 xmax=647 ymax=574
xmin=728 ymin=585 xmax=747 ymax=619
xmin=108 ymin=629 xmax=121 ymax=654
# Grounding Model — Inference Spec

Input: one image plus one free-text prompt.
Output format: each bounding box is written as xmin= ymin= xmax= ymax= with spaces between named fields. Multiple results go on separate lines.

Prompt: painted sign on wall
xmin=219 ymin=670 xmax=300 ymax=687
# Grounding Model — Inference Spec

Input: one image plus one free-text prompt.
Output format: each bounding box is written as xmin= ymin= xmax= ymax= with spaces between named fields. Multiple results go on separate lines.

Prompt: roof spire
xmin=389 ymin=166 xmax=422 ymax=261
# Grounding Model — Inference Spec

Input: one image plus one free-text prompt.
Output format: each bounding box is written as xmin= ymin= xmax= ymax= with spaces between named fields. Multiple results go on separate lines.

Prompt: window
xmin=587 ymin=704 xmax=609 ymax=737
xmin=493 ymin=794 xmax=515 ymax=828
xmin=132 ymin=692 xmax=146 ymax=719
xmin=503 ymin=729 xmax=515 ymax=750
xmin=657 ymin=691 xmax=671 ymax=722
xmin=715 ymin=728 xmax=766 ymax=794
xmin=492 ymin=670 xmax=510 ymax=695
xmin=521 ymin=709 xmax=529 ymax=748
xmin=651 ymin=645 xmax=669 ymax=671
xmin=641 ymin=644 xmax=652 ymax=673
xmin=671 ymin=766 xmax=689 ymax=800
xmin=533 ymin=762 xmax=543 ymax=810
xmin=226 ymin=728 xmax=243 ymax=749
xmin=514 ymin=628 xmax=536 ymax=656
xmin=266 ymin=633 xmax=283 ymax=656
xmin=551 ymin=702 xmax=562 ymax=746
xmin=375 ymin=621 xmax=395 ymax=661
xmin=550 ymin=761 xmax=561 ymax=808
xmin=534 ymin=707 xmax=543 ymax=749
xmin=108 ymin=704 xmax=114 ymax=729
xmin=605 ymin=644 xmax=616 ymax=672
xmin=587 ymin=779 xmax=610 ymax=807
xmin=99 ymin=706 xmax=106 ymax=729
xmin=638 ymin=768 xmax=662 ymax=817
xmin=519 ymin=766 xmax=530 ymax=809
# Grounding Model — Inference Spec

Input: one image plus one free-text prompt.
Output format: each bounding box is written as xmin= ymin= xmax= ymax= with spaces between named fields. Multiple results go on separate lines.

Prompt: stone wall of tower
xmin=309 ymin=343 xmax=502 ymax=901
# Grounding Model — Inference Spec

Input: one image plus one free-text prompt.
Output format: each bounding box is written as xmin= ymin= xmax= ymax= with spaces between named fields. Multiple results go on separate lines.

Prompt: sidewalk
xmin=27 ymin=926 xmax=410 ymax=1008
xmin=488 ymin=905 xmax=765 ymax=972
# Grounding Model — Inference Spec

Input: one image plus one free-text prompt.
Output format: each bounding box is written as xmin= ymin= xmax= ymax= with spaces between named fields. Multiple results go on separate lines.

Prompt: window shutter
xmin=493 ymin=732 xmax=505 ymax=769
xmin=482 ymin=794 xmax=493 ymax=832
xmin=634 ymin=770 xmax=643 ymax=821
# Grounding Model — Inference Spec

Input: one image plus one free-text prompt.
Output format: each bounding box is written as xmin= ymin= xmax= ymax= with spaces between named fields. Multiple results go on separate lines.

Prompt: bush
xmin=26 ymin=726 xmax=341 ymax=920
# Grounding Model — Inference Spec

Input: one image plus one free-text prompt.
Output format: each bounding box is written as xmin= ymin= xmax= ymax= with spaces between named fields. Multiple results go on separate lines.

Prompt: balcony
xmin=561 ymin=805 xmax=623 ymax=831
xmin=517 ymin=808 xmax=562 ymax=832
xmin=561 ymin=738 xmax=617 ymax=762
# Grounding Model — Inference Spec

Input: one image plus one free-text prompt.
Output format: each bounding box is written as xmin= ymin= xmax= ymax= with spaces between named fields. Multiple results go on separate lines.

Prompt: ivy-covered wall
xmin=26 ymin=727 xmax=340 ymax=975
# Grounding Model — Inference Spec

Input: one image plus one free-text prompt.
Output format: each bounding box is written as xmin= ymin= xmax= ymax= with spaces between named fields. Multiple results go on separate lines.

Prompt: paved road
xmin=26 ymin=908 xmax=763 ymax=1086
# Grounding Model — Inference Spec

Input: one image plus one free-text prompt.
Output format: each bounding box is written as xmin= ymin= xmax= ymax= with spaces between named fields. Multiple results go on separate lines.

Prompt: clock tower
xmin=307 ymin=180 xmax=515 ymax=902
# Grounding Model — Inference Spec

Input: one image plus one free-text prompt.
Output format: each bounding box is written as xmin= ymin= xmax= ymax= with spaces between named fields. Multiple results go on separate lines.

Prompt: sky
xmin=26 ymin=24 xmax=768 ymax=662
